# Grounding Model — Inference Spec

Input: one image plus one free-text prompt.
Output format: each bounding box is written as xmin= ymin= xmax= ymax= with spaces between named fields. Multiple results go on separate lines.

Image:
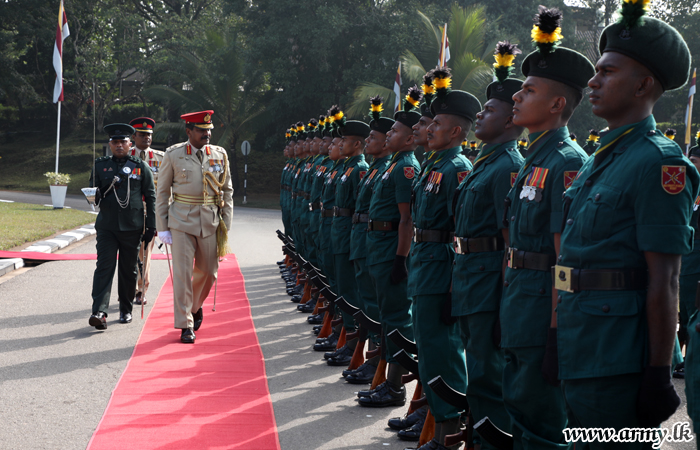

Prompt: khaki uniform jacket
xmin=130 ymin=146 xmax=165 ymax=186
xmin=156 ymin=141 xmax=233 ymax=237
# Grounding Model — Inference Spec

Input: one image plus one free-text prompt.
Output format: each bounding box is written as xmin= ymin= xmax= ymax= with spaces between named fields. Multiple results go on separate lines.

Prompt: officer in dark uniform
xmin=88 ymin=123 xmax=156 ymax=329
xmin=557 ymin=0 xmax=699 ymax=440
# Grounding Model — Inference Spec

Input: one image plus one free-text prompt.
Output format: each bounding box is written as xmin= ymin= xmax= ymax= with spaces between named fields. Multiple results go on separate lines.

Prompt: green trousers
xmin=318 ymin=220 xmax=337 ymax=293
xmin=563 ymin=374 xmax=650 ymax=449
xmin=91 ymin=229 xmax=142 ymax=316
xmin=414 ymin=293 xmax=466 ymax=422
xmin=459 ymin=312 xmax=511 ymax=448
xmin=368 ymin=260 xmax=414 ymax=364
xmin=502 ymin=346 xmax=569 ymax=449
xmin=686 ymin=311 xmax=700 ymax=435
xmin=353 ymin=257 xmax=380 ymax=343
xmin=334 ymin=253 xmax=360 ymax=332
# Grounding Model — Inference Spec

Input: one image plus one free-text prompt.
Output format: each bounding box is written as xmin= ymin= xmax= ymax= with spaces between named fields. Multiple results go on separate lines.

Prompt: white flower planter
xmin=50 ymin=185 xmax=68 ymax=209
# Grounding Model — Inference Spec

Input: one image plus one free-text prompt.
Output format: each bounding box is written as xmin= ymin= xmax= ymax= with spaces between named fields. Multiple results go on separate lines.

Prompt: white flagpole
xmin=55 ymin=101 xmax=61 ymax=174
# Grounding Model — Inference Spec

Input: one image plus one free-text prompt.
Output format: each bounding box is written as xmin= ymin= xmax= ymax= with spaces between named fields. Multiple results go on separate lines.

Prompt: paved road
xmin=0 ymin=189 xmax=97 ymax=211
xmin=0 ymin=206 xmax=696 ymax=449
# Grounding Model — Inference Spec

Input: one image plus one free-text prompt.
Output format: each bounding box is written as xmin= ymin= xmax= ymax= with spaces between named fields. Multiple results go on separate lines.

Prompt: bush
xmin=104 ymin=103 xmax=165 ymax=124
xmin=44 ymin=172 xmax=71 ymax=185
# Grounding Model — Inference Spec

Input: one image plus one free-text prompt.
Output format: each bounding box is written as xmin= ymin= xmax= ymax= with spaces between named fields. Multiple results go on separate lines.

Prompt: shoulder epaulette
xmin=166 ymin=142 xmax=187 ymax=152
xmin=95 ymin=156 xmax=110 ymax=162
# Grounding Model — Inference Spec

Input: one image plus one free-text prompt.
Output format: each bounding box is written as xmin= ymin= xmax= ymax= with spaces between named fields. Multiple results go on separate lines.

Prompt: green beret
xmin=370 ymin=117 xmax=395 ymax=134
xmin=341 ymin=120 xmax=370 ymax=139
xmin=394 ymin=110 xmax=421 ymax=129
xmin=521 ymin=47 xmax=594 ymax=91
xmin=430 ymin=90 xmax=482 ymax=124
xmin=600 ymin=17 xmax=690 ymax=91
xmin=689 ymin=145 xmax=700 ymax=158
xmin=104 ymin=123 xmax=135 ymax=140
xmin=419 ymin=103 xmax=434 ymax=119
xmin=486 ymin=78 xmax=523 ymax=105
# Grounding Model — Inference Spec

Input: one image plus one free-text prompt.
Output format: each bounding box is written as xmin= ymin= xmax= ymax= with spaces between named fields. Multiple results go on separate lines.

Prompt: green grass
xmin=0 ymin=201 xmax=96 ymax=250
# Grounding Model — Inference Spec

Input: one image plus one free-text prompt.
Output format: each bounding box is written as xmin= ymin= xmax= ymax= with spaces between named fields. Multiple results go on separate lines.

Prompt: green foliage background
xmin=2 ymin=0 xmax=700 ymax=194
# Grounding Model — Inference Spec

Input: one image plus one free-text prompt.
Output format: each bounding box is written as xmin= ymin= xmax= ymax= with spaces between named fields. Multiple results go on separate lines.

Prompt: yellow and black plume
xmin=319 ymin=115 xmax=326 ymax=129
xmin=403 ymin=85 xmax=422 ymax=112
xmin=532 ymin=6 xmax=563 ymax=55
xmin=307 ymin=118 xmax=318 ymax=133
xmin=494 ymin=41 xmax=521 ymax=83
xmin=432 ymin=66 xmax=452 ymax=99
xmin=422 ymin=70 xmax=436 ymax=106
xmin=369 ymin=96 xmax=384 ymax=122
xmin=518 ymin=139 xmax=528 ymax=148
xmin=285 ymin=129 xmax=292 ymax=142
xmin=587 ymin=129 xmax=600 ymax=143
xmin=696 ymin=129 xmax=700 ymax=146
xmin=327 ymin=105 xmax=345 ymax=131
xmin=619 ymin=0 xmax=650 ymax=29
xmin=665 ymin=128 xmax=677 ymax=140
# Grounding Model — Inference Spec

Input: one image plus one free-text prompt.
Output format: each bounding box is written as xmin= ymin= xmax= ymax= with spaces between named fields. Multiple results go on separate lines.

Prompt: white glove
xmin=159 ymin=230 xmax=172 ymax=245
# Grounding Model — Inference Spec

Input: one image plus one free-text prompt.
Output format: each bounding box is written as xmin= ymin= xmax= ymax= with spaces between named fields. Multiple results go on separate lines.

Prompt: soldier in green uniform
xmin=500 ymin=7 xmax=591 ymax=448
xmin=290 ymin=123 xmax=308 ymax=259
xmin=557 ymin=1 xmax=698 ymax=442
xmin=414 ymin=71 xmax=436 ymax=173
xmin=449 ymin=41 xmax=525 ymax=448
xmin=344 ymin=97 xmax=394 ymax=379
xmin=681 ymin=140 xmax=700 ymax=366
xmin=403 ymin=67 xmax=476 ymax=447
xmin=297 ymin=119 xmax=320 ymax=267
xmin=358 ymin=88 xmax=423 ymax=403
xmin=326 ymin=118 xmax=370 ymax=364
xmin=314 ymin=107 xmax=347 ymax=351
xmin=88 ymin=123 xmax=156 ymax=329
xmin=280 ymin=131 xmax=294 ymax=237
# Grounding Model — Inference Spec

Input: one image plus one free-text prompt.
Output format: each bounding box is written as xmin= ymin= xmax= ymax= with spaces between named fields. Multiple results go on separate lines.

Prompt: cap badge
xmin=537 ymin=59 xmax=548 ymax=69
xmin=203 ymin=113 xmax=211 ymax=122
xmin=496 ymin=85 xmax=504 ymax=92
xmin=142 ymin=122 xmax=148 ymax=128
xmin=619 ymin=29 xmax=631 ymax=40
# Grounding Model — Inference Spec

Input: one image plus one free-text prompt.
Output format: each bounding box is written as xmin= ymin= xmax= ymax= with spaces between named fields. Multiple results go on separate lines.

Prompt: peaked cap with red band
xmin=129 ymin=117 xmax=155 ymax=133
xmin=181 ymin=110 xmax=214 ymax=129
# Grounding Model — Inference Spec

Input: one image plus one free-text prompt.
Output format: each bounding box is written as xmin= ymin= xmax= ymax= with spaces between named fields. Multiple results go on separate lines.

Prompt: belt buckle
xmin=554 ymin=265 xmax=574 ymax=293
xmin=309 ymin=203 xmax=313 ymax=212
xmin=508 ymin=248 xmax=516 ymax=269
xmin=454 ymin=236 xmax=462 ymax=254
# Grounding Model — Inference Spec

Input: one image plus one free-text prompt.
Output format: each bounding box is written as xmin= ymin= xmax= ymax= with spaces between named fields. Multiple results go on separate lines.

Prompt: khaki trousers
xmin=171 ymin=229 xmax=219 ymax=329
xmin=136 ymin=238 xmax=154 ymax=297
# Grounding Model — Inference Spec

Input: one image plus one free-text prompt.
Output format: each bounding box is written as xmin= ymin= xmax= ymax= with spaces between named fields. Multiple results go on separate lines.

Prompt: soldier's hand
xmin=440 ymin=292 xmax=458 ymax=325
xmin=142 ymin=228 xmax=156 ymax=244
xmin=636 ymin=365 xmax=681 ymax=427
xmin=390 ymin=255 xmax=408 ymax=285
xmin=159 ymin=230 xmax=173 ymax=245
xmin=541 ymin=327 xmax=559 ymax=386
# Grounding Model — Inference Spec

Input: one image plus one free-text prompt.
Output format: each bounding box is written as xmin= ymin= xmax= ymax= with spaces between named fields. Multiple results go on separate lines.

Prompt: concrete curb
xmin=1 ymin=223 xmax=96 ymax=277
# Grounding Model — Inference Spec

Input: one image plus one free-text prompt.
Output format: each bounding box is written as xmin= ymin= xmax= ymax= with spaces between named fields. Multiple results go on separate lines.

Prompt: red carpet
xmin=86 ymin=254 xmax=281 ymax=450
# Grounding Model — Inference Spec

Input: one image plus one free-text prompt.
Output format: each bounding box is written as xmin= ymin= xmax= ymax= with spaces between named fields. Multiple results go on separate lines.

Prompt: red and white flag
xmin=53 ymin=0 xmax=70 ymax=103
xmin=394 ymin=62 xmax=402 ymax=112
xmin=685 ymin=68 xmax=696 ymax=152
xmin=438 ymin=23 xmax=450 ymax=67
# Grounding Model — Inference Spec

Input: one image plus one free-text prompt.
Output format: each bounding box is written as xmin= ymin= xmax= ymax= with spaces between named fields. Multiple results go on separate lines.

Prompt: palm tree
xmin=347 ymin=4 xmax=495 ymax=118
xmin=143 ymin=28 xmax=267 ymax=192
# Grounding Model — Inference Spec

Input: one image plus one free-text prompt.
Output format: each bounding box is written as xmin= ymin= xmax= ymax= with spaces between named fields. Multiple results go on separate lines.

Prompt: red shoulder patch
xmin=510 ymin=172 xmax=517 ymax=187
xmin=564 ymin=171 xmax=578 ymax=189
xmin=359 ymin=171 xmax=367 ymax=179
xmin=457 ymin=171 xmax=470 ymax=184
xmin=404 ymin=167 xmax=415 ymax=179
xmin=662 ymin=165 xmax=686 ymax=195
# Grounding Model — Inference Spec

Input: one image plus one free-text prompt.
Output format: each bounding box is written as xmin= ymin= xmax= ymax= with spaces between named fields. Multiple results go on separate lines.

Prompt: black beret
xmin=369 ymin=117 xmax=395 ymax=135
xmin=104 ymin=123 xmax=135 ymax=140
xmin=430 ymin=90 xmax=482 ymax=123
xmin=521 ymin=47 xmax=594 ymax=91
xmin=689 ymin=146 xmax=700 ymax=158
xmin=340 ymin=120 xmax=370 ymax=139
xmin=486 ymin=78 xmax=523 ymax=105
xmin=420 ymin=102 xmax=434 ymax=119
xmin=394 ymin=110 xmax=422 ymax=129
xmin=599 ymin=17 xmax=690 ymax=91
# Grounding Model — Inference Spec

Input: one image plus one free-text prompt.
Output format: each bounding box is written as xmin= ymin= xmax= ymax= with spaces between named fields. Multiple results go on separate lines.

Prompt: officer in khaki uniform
xmin=557 ymin=2 xmax=699 ymax=443
xmin=156 ymin=110 xmax=233 ymax=344
xmin=89 ymin=123 xmax=156 ymax=329
xmin=128 ymin=117 xmax=164 ymax=306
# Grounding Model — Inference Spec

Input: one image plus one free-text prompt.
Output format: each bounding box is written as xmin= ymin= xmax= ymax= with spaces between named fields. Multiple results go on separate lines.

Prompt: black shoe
xmin=307 ymin=314 xmax=324 ymax=324
xmin=358 ymin=381 xmax=385 ymax=398
xmin=313 ymin=327 xmax=321 ymax=336
xmin=193 ymin=308 xmax=203 ymax=331
xmin=397 ymin=419 xmax=427 ymax=442
xmin=133 ymin=292 xmax=147 ymax=305
xmin=119 ymin=312 xmax=132 ymax=324
xmin=324 ymin=344 xmax=346 ymax=360
xmin=389 ymin=405 xmax=428 ymax=431
xmin=297 ymin=300 xmax=315 ymax=312
xmin=277 ymin=259 xmax=285 ymax=265
xmin=413 ymin=439 xmax=448 ymax=449
xmin=673 ymin=362 xmax=685 ymax=379
xmin=290 ymin=295 xmax=302 ymax=303
xmin=313 ymin=333 xmax=338 ymax=351
xmin=327 ymin=346 xmax=354 ymax=366
xmin=181 ymin=328 xmax=195 ymax=344
xmin=89 ymin=312 xmax=107 ymax=330
xmin=358 ymin=382 xmax=406 ymax=407
xmin=346 ymin=362 xmax=377 ymax=384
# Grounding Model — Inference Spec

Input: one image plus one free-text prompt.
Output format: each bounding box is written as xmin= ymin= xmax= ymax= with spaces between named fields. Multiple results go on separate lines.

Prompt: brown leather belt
xmin=309 ymin=202 xmax=322 ymax=211
xmin=507 ymin=248 xmax=556 ymax=272
xmin=352 ymin=213 xmax=369 ymax=224
xmin=321 ymin=208 xmax=334 ymax=218
xmin=282 ymin=185 xmax=291 ymax=192
xmin=552 ymin=265 xmax=648 ymax=293
xmin=454 ymin=236 xmax=504 ymax=254
xmin=414 ymin=228 xmax=454 ymax=244
xmin=291 ymin=192 xmax=298 ymax=199
xmin=368 ymin=220 xmax=400 ymax=231
xmin=333 ymin=207 xmax=354 ymax=217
